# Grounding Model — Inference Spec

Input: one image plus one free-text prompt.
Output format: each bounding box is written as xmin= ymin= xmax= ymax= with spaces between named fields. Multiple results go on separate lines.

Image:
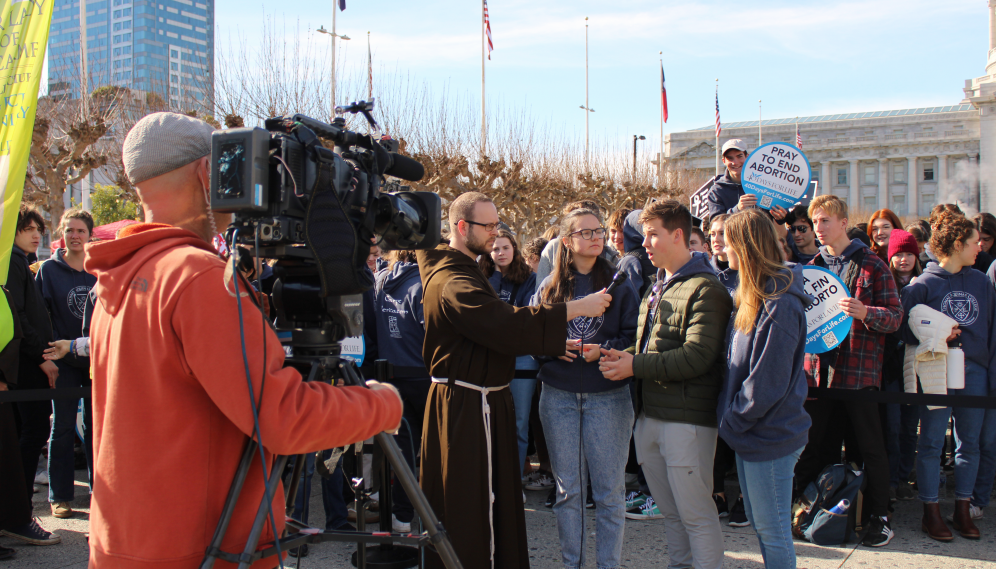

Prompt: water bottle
xmin=829 ymin=499 xmax=850 ymax=515
xmin=947 ymin=339 xmax=965 ymax=390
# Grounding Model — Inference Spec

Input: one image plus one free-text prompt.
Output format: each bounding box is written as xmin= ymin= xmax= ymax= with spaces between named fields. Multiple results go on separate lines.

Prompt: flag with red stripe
xmin=484 ymin=0 xmax=494 ymax=60
xmin=661 ymin=64 xmax=668 ymax=123
xmin=715 ymin=92 xmax=721 ymax=138
xmin=796 ymin=124 xmax=802 ymax=148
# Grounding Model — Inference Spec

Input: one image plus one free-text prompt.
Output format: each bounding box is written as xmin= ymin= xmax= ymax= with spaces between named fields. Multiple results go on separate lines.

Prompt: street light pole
xmin=633 ymin=135 xmax=645 ymax=181
xmin=317 ymin=18 xmax=350 ymax=120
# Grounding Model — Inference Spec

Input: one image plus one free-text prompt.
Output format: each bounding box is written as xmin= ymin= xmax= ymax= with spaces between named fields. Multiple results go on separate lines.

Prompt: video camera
xmin=208 ymin=100 xmax=440 ymax=355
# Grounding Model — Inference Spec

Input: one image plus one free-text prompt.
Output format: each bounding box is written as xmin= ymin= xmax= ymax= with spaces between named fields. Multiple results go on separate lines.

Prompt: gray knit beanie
xmin=122 ymin=112 xmax=216 ymax=185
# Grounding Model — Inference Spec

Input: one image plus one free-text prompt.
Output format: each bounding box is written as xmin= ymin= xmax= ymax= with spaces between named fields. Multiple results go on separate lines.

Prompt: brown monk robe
xmin=417 ymin=243 xmax=568 ymax=569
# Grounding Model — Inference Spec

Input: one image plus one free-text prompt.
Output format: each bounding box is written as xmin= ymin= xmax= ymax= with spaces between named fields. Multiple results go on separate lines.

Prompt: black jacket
xmin=8 ymin=245 xmax=53 ymax=388
xmin=705 ymin=172 xmax=744 ymax=219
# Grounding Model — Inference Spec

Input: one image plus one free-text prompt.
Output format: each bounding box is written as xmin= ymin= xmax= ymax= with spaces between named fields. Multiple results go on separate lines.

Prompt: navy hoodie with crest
xmin=36 ymin=248 xmax=96 ymax=368
xmin=373 ymin=262 xmax=428 ymax=378
xmin=532 ymin=267 xmax=639 ymax=393
xmin=903 ymin=262 xmax=996 ymax=390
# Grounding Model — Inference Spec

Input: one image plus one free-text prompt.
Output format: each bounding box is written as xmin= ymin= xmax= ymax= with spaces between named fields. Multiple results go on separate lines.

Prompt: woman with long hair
xmin=717 ymin=209 xmax=812 ymax=569
xmin=479 ymin=229 xmax=542 ymax=481
xmin=867 ymin=209 xmax=904 ymax=264
xmin=882 ymin=229 xmax=922 ymax=502
xmin=900 ymin=212 xmax=996 ymax=541
xmin=532 ymin=208 xmax=639 ymax=569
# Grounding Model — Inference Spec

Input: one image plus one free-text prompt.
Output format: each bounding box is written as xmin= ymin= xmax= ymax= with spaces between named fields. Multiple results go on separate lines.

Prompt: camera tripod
xmin=198 ymin=350 xmax=463 ymax=569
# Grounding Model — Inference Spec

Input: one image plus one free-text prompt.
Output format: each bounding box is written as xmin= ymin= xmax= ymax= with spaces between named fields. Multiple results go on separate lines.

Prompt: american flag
xmin=661 ymin=64 xmax=668 ymax=123
xmin=484 ymin=0 xmax=494 ymax=60
xmin=715 ymin=91 xmax=721 ymax=138
xmin=796 ymin=123 xmax=802 ymax=148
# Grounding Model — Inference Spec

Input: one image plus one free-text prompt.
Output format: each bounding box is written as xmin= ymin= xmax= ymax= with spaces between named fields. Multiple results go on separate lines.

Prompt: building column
xmin=821 ymin=161 xmax=831 ymax=196
xmin=937 ymin=155 xmax=948 ymax=201
xmin=970 ymin=153 xmax=981 ymax=210
xmin=848 ymin=159 xmax=860 ymax=207
xmin=908 ymin=157 xmax=919 ymax=217
xmin=878 ymin=159 xmax=889 ymax=211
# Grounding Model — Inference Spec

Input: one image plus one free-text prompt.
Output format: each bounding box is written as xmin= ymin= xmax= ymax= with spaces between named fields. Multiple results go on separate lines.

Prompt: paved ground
xmin=5 ymin=471 xmax=996 ymax=568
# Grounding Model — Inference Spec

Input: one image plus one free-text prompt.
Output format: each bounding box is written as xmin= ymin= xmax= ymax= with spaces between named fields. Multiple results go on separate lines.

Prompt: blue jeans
xmin=882 ymin=379 xmax=919 ymax=486
xmin=540 ymin=384 xmax=634 ymax=569
xmin=511 ymin=372 xmax=537 ymax=477
xmin=973 ymin=387 xmax=996 ymax=508
xmin=736 ymin=447 xmax=803 ymax=569
xmin=48 ymin=362 xmax=93 ymax=503
xmin=917 ymin=361 xmax=996 ymax=502
xmin=285 ymin=451 xmax=350 ymax=530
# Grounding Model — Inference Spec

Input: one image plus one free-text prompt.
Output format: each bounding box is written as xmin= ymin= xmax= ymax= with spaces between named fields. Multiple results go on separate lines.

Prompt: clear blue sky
xmin=217 ymin=0 xmax=985 ymax=152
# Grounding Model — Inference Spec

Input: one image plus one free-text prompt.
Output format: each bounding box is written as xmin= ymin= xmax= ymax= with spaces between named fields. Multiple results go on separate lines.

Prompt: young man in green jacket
xmin=601 ymin=200 xmax=733 ymax=569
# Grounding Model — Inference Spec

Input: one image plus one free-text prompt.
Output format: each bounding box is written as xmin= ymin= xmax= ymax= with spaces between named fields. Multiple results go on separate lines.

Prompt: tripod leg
xmin=340 ymin=363 xmax=464 ymax=569
xmin=236 ymin=454 xmax=292 ymax=569
xmin=284 ymin=453 xmax=306 ymax=516
xmin=200 ymin=438 xmax=259 ymax=569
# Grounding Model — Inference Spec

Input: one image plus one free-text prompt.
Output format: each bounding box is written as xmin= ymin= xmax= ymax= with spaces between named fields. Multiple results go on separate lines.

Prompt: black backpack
xmin=792 ymin=463 xmax=866 ymax=545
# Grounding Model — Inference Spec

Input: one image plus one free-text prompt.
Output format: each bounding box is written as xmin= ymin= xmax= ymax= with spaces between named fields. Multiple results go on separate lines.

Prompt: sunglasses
xmin=788 ymin=225 xmax=810 ymax=234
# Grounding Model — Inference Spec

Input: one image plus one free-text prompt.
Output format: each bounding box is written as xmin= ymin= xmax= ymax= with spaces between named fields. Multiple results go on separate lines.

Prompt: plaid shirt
xmin=804 ymin=248 xmax=903 ymax=390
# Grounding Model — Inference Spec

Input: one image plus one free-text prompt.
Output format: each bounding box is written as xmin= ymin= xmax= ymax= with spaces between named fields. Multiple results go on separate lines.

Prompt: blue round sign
xmin=742 ymin=142 xmax=812 ymax=211
xmin=803 ymin=266 xmax=853 ymax=354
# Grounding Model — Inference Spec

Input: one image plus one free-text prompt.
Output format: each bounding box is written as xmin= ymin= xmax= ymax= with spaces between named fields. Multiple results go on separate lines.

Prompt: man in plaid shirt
xmin=794 ymin=195 xmax=903 ymax=547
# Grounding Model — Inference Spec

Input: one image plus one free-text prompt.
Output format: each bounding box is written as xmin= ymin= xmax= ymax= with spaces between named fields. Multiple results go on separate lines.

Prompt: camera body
xmin=209 ymin=103 xmax=440 ymax=350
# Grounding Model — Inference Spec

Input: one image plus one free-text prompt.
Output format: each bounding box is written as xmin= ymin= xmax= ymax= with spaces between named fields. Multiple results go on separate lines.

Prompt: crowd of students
xmin=6 ymin=168 xmax=996 ymax=567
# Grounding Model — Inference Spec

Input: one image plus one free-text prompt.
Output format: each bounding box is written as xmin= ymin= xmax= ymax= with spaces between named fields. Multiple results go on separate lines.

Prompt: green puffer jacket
xmin=627 ymin=255 xmax=733 ymax=427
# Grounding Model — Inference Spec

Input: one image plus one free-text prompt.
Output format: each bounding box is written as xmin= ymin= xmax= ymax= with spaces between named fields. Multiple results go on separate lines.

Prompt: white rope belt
xmin=432 ymin=377 xmax=509 ymax=569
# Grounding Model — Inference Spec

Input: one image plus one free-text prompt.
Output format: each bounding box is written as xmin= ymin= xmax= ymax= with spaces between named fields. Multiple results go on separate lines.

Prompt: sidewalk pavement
xmin=4 ymin=471 xmax=996 ymax=568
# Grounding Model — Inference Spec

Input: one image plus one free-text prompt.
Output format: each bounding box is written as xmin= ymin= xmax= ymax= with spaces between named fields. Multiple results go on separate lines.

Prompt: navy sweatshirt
xmin=532 ymin=268 xmax=639 ymax=393
xmin=718 ymin=263 xmax=813 ymax=462
xmin=710 ymin=256 xmax=739 ymax=297
xmin=373 ymin=262 xmax=428 ymax=379
xmin=36 ymin=249 xmax=96 ymax=369
xmin=489 ymin=270 xmax=540 ymax=371
xmin=903 ymin=263 xmax=996 ymax=390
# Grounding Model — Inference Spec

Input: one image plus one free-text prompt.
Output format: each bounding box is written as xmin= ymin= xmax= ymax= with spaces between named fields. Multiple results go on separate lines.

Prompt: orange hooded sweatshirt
xmin=84 ymin=223 xmax=402 ymax=568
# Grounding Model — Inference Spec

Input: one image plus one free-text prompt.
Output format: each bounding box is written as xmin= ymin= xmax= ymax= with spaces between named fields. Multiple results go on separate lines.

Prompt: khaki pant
xmin=635 ymin=413 xmax=723 ymax=569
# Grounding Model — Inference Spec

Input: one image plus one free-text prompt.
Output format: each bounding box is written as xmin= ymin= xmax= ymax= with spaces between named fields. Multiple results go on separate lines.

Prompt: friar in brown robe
xmin=416 ymin=192 xmax=610 ymax=569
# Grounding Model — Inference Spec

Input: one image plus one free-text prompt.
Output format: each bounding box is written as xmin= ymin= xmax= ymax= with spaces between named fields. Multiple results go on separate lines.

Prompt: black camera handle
xmin=198 ymin=357 xmax=464 ymax=569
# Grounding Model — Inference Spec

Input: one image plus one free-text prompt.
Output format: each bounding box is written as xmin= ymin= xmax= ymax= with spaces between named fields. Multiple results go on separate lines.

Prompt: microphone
xmin=385 ymin=153 xmax=425 ymax=182
xmin=604 ymin=271 xmax=628 ymax=297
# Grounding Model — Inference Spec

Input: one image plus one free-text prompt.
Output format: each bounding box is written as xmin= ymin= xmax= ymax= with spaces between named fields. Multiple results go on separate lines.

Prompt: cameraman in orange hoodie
xmin=83 ymin=113 xmax=403 ymax=568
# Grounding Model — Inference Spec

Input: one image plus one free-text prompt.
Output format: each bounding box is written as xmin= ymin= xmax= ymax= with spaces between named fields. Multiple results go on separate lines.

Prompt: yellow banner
xmin=0 ymin=0 xmax=54 ymax=350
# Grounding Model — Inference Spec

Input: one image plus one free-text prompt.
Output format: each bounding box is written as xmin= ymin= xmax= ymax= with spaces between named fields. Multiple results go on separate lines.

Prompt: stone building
xmin=665 ymin=0 xmax=996 ymax=218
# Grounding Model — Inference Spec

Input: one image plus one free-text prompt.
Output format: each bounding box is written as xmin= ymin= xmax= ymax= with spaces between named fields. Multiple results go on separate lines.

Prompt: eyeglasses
xmin=788 ymin=225 xmax=810 ymax=234
xmin=570 ymin=227 xmax=606 ymax=241
xmin=463 ymin=219 xmax=501 ymax=232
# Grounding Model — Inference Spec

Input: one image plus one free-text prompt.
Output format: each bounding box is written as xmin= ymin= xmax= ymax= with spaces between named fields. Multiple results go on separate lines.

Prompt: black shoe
xmin=289 ymin=543 xmax=309 ymax=558
xmin=0 ymin=546 xmax=13 ymax=560
xmin=544 ymin=487 xmax=555 ymax=508
xmin=862 ymin=516 xmax=894 ymax=547
xmin=728 ymin=497 xmax=750 ymax=527
xmin=713 ymin=494 xmax=729 ymax=517
xmin=329 ymin=522 xmax=356 ymax=532
xmin=585 ymin=485 xmax=595 ymax=509
xmin=1 ymin=518 xmax=61 ymax=545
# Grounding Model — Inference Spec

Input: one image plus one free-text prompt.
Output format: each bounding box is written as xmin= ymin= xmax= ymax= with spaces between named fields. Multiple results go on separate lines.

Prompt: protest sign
xmin=340 ymin=336 xmax=366 ymax=366
xmin=742 ymin=142 xmax=811 ymax=211
xmin=689 ymin=175 xmax=721 ymax=220
xmin=803 ymin=266 xmax=853 ymax=354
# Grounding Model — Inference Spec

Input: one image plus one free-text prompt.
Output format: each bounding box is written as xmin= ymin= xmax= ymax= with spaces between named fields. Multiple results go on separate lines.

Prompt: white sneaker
xmin=391 ymin=514 xmax=411 ymax=533
xmin=34 ymin=470 xmax=48 ymax=485
xmin=971 ymin=504 xmax=984 ymax=520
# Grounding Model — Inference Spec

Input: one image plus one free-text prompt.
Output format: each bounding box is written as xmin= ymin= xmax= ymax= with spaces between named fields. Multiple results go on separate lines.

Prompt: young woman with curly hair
xmin=900 ymin=212 xmax=996 ymax=541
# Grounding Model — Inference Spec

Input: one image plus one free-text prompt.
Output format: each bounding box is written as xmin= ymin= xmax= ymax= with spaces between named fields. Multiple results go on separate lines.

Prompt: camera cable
xmin=230 ymin=228 xmax=285 ymax=568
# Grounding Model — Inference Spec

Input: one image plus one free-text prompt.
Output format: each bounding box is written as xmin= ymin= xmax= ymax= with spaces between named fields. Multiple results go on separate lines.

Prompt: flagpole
xmin=481 ymin=0 xmax=486 ymax=157
xmin=585 ymin=17 xmax=589 ymax=168
xmin=659 ymin=51 xmax=663 ymax=190
xmin=331 ymin=3 xmax=337 ymax=116
xmin=715 ymin=79 xmax=720 ymax=176
xmin=367 ymin=31 xmax=372 ymax=99
xmin=758 ymin=99 xmax=762 ymax=146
